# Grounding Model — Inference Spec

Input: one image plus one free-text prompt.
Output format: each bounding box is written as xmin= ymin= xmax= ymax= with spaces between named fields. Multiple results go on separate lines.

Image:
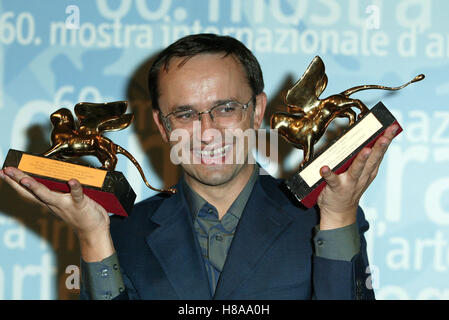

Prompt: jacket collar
xmin=145 ymin=181 xmax=212 ymax=299
xmin=145 ymin=173 xmax=295 ymax=300
xmin=213 ymin=175 xmax=294 ymax=299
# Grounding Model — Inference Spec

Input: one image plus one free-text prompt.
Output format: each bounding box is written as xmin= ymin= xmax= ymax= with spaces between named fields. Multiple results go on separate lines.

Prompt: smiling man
xmin=153 ymin=49 xmax=266 ymax=219
xmin=0 ymin=34 xmax=398 ymax=300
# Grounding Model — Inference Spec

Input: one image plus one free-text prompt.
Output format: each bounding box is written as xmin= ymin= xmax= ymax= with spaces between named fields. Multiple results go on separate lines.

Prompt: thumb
xmin=320 ymin=166 xmax=340 ymax=189
xmin=68 ymin=179 xmax=84 ymax=203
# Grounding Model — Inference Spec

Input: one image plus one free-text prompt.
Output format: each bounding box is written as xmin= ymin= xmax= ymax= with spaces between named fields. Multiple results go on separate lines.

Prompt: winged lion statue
xmin=271 ymin=56 xmax=424 ymax=168
xmin=42 ymin=101 xmax=175 ymax=194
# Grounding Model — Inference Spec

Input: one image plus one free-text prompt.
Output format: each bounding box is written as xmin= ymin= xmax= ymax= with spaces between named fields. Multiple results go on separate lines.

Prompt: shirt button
xmin=215 ymin=234 xmax=223 ymax=241
xmin=113 ymin=264 xmax=118 ymax=270
xmin=100 ymin=268 xmax=109 ymax=277
xmin=316 ymin=239 xmax=324 ymax=246
xmin=208 ymin=208 xmax=214 ymax=214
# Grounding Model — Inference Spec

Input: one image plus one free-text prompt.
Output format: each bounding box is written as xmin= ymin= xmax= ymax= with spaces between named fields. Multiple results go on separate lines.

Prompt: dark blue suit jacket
xmin=103 ymin=174 xmax=375 ymax=300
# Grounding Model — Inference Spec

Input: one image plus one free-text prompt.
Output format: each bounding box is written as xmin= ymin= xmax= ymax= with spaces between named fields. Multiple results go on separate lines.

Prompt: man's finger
xmin=350 ymin=124 xmax=398 ymax=189
xmin=351 ymin=125 xmax=397 ymax=180
xmin=383 ymin=124 xmax=400 ymax=141
xmin=68 ymin=179 xmax=84 ymax=203
xmin=19 ymin=176 xmax=61 ymax=207
xmin=3 ymin=166 xmax=30 ymax=184
xmin=320 ymin=166 xmax=340 ymax=189
xmin=1 ymin=169 xmax=41 ymax=203
xmin=4 ymin=167 xmax=59 ymax=207
xmin=346 ymin=148 xmax=371 ymax=181
xmin=362 ymin=131 xmax=393 ymax=176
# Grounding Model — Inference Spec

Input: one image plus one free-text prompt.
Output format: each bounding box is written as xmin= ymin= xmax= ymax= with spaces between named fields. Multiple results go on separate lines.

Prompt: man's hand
xmin=0 ymin=166 xmax=115 ymax=262
xmin=317 ymin=124 xmax=399 ymax=230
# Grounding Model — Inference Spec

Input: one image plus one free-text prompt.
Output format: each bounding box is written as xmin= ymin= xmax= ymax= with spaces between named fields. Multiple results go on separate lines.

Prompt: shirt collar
xmin=182 ymin=165 xmax=260 ymax=222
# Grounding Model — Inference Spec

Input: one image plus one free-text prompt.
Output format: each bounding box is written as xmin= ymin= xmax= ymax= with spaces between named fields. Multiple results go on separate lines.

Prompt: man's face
xmin=153 ymin=53 xmax=266 ymax=187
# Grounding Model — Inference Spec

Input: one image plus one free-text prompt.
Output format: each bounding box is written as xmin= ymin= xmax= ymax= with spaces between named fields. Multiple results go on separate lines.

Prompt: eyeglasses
xmin=160 ymin=96 xmax=255 ymax=131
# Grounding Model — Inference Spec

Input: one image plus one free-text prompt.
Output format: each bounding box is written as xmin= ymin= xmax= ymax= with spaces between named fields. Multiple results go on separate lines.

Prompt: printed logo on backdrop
xmin=0 ymin=1 xmax=439 ymax=55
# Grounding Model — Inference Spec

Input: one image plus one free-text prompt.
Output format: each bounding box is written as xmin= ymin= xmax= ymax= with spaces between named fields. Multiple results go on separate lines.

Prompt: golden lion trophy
xmin=3 ymin=101 xmax=175 ymax=217
xmin=271 ymin=56 xmax=424 ymax=207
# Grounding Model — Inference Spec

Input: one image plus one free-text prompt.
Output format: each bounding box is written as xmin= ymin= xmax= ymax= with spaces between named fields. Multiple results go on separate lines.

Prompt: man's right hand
xmin=0 ymin=166 xmax=115 ymax=262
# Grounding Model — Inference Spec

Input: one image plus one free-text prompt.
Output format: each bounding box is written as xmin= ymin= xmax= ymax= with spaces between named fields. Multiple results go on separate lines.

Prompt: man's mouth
xmin=192 ymin=145 xmax=232 ymax=165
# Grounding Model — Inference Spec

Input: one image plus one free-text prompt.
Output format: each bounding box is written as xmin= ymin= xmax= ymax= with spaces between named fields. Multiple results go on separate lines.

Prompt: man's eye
xmin=217 ymin=103 xmax=237 ymax=113
xmin=175 ymin=111 xmax=195 ymax=119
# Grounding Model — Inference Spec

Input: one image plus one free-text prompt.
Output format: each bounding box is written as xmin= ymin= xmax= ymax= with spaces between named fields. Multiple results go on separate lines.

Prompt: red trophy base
xmin=2 ymin=150 xmax=136 ymax=217
xmin=286 ymin=101 xmax=402 ymax=208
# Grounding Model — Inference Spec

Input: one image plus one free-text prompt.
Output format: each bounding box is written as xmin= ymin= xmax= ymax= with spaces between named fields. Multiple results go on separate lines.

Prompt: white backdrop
xmin=0 ymin=0 xmax=448 ymax=299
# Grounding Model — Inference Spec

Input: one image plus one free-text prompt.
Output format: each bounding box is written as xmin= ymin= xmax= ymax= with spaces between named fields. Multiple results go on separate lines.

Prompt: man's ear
xmin=152 ymin=109 xmax=169 ymax=142
xmin=253 ymin=92 xmax=267 ymax=130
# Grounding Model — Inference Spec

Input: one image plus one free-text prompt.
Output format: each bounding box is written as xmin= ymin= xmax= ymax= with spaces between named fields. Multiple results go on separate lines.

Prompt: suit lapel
xmin=213 ymin=177 xmax=294 ymax=299
xmin=145 ymin=187 xmax=212 ymax=299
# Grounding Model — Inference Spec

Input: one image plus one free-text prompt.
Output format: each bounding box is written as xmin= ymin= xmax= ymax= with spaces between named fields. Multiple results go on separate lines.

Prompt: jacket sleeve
xmin=312 ymin=206 xmax=376 ymax=300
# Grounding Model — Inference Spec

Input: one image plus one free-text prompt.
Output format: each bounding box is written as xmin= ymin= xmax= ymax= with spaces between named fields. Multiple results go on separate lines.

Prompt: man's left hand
xmin=317 ymin=124 xmax=399 ymax=230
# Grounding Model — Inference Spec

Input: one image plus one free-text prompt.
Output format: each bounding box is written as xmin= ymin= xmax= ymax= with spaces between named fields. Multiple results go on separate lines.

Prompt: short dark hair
xmin=148 ymin=33 xmax=265 ymax=111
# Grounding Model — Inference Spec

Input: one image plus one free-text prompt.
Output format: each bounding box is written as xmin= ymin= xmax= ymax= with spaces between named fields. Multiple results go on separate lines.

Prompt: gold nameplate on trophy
xmin=18 ymin=153 xmax=107 ymax=188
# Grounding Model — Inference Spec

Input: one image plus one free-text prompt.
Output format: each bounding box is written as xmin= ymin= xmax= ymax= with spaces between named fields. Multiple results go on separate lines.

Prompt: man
xmin=0 ymin=34 xmax=397 ymax=300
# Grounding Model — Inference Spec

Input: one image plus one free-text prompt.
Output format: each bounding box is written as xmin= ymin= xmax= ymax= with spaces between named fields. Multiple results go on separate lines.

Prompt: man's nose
xmin=192 ymin=112 xmax=217 ymax=144
xmin=197 ymin=112 xmax=219 ymax=143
